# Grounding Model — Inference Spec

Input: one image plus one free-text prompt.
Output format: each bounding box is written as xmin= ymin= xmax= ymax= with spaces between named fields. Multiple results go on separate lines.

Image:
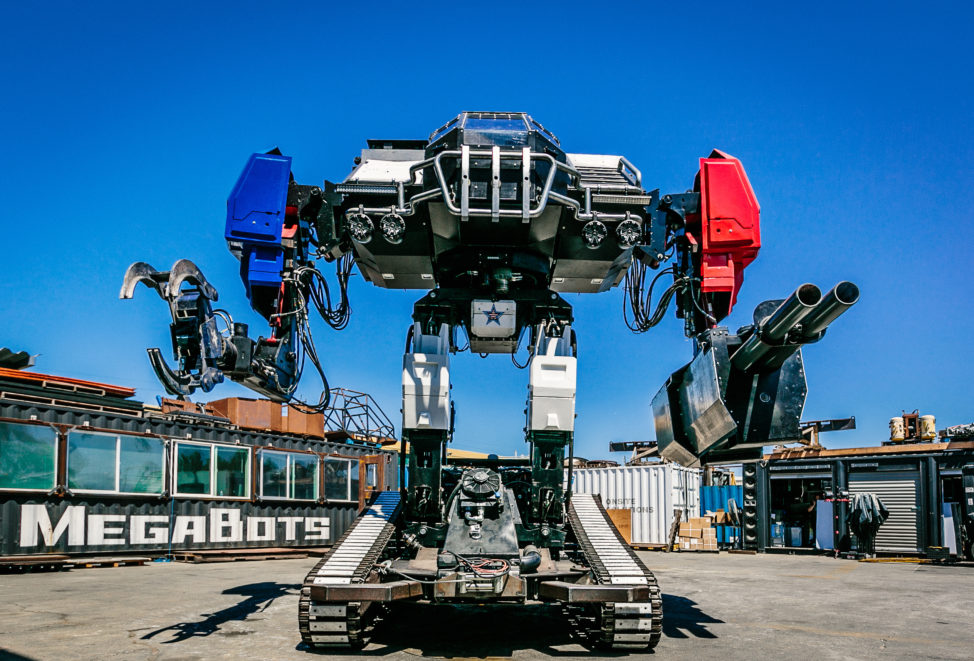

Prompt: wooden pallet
xmin=858 ymin=556 xmax=940 ymax=564
xmin=70 ymin=556 xmax=151 ymax=569
xmin=630 ymin=543 xmax=669 ymax=551
xmin=172 ymin=548 xmax=310 ymax=563
xmin=0 ymin=555 xmax=71 ymax=573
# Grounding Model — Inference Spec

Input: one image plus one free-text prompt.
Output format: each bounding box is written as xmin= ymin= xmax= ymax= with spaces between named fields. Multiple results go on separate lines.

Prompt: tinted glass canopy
xmin=428 ymin=112 xmax=559 ymax=145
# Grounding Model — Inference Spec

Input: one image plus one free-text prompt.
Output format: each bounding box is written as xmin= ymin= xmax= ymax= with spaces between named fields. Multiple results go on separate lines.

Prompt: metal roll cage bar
xmin=348 ymin=148 xmax=644 ymax=225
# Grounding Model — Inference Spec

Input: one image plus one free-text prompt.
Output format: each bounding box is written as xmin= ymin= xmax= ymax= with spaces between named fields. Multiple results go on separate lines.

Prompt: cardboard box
xmin=681 ymin=537 xmax=718 ymax=552
xmin=678 ymin=524 xmax=702 ymax=539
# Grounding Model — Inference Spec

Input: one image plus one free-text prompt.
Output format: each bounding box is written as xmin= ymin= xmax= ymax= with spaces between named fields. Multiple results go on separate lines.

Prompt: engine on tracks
xmin=298 ymin=488 xmax=662 ymax=651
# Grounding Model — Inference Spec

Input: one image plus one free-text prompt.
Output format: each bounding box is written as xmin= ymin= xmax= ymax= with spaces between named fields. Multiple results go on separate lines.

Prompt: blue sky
xmin=1 ymin=1 xmax=972 ymax=460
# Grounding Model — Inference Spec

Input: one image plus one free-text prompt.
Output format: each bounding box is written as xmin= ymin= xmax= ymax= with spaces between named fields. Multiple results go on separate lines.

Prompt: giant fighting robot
xmin=123 ymin=112 xmax=858 ymax=651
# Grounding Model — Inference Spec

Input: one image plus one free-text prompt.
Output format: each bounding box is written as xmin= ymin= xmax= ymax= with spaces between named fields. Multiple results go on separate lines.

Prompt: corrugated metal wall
xmin=0 ymin=399 xmax=397 ymax=556
xmin=700 ymin=485 xmax=744 ymax=544
xmin=569 ymin=464 xmax=702 ymax=545
xmin=0 ymin=398 xmax=396 ymax=459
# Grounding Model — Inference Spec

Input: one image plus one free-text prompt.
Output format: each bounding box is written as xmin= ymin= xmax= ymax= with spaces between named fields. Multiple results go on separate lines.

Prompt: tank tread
xmin=566 ymin=493 xmax=663 ymax=651
xmin=298 ymin=491 xmax=402 ymax=650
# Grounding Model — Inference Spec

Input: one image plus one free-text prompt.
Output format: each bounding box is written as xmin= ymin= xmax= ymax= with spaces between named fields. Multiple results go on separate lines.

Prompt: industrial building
xmin=0 ymin=367 xmax=397 ymax=557
xmin=745 ymin=440 xmax=974 ymax=555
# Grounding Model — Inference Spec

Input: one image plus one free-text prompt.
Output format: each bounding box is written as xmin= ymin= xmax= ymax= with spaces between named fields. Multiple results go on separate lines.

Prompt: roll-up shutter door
xmin=849 ymin=471 xmax=920 ymax=553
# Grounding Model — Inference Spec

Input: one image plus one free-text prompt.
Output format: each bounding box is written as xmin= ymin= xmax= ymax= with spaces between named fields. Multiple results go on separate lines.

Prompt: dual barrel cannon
xmin=653 ymin=281 xmax=860 ymax=466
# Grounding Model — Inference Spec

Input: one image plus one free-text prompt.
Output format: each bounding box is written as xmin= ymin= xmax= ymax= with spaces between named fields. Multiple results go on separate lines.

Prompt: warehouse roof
xmin=0 ymin=367 xmax=135 ymax=398
xmin=765 ymin=440 xmax=974 ymax=461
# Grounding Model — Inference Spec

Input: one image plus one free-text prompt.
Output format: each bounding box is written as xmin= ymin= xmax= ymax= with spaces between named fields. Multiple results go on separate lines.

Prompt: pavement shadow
xmin=304 ymin=603 xmax=612 ymax=658
xmin=0 ymin=649 xmax=40 ymax=661
xmin=141 ymin=581 xmax=299 ymax=644
xmin=661 ymin=594 xmax=722 ymax=639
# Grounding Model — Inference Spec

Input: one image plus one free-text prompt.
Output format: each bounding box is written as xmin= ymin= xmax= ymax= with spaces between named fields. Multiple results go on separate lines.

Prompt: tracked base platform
xmin=567 ymin=493 xmax=663 ymax=650
xmin=298 ymin=492 xmax=402 ymax=649
xmin=297 ymin=490 xmax=662 ymax=653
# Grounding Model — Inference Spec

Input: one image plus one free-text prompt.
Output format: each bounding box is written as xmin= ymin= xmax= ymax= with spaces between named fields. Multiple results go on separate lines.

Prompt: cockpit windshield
xmin=429 ymin=117 xmax=459 ymax=143
xmin=461 ymin=113 xmax=529 ymax=147
xmin=427 ymin=112 xmax=560 ymax=148
xmin=463 ymin=117 xmax=529 ymax=132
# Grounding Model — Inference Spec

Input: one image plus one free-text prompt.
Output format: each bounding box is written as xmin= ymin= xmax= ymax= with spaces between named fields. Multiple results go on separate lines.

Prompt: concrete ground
xmin=0 ymin=552 xmax=972 ymax=661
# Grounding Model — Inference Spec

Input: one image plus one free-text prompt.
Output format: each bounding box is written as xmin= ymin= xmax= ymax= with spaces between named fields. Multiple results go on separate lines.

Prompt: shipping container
xmin=568 ymin=464 xmax=701 ymax=545
xmin=0 ymin=391 xmax=397 ymax=557
xmin=749 ymin=442 xmax=974 ymax=556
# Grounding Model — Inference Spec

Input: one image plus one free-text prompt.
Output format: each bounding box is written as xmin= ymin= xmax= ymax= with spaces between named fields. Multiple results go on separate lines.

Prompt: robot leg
xmin=525 ymin=323 xmax=576 ymax=526
xmin=401 ymin=321 xmax=452 ymax=521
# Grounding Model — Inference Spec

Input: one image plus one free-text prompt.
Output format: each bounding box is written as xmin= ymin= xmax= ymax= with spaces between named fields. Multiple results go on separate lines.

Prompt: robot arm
xmin=626 ymin=150 xmax=761 ymax=338
xmin=121 ymin=150 xmax=352 ymax=409
xmin=631 ymin=151 xmax=859 ymax=465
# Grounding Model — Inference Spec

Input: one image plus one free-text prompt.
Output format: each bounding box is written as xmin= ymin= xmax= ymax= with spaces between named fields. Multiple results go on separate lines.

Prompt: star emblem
xmin=483 ymin=304 xmax=505 ymax=326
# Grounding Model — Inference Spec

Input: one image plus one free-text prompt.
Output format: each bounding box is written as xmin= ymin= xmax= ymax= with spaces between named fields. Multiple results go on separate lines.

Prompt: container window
xmin=68 ymin=432 xmax=117 ymax=491
xmin=175 ymin=443 xmax=211 ymax=495
xmin=291 ymin=453 xmax=318 ymax=500
xmin=349 ymin=459 xmax=361 ymax=499
xmin=324 ymin=457 xmax=355 ymax=501
xmin=0 ymin=421 xmax=57 ymax=491
xmin=261 ymin=451 xmax=289 ymax=499
xmin=216 ymin=446 xmax=249 ymax=498
xmin=174 ymin=441 xmax=251 ymax=498
xmin=119 ymin=435 xmax=165 ymax=493
xmin=259 ymin=450 xmax=318 ymax=501
xmin=67 ymin=431 xmax=165 ymax=494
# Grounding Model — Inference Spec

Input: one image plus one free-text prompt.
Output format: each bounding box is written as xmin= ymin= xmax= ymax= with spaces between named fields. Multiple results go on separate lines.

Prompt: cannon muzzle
xmin=731 ymin=281 xmax=859 ymax=372
xmin=800 ymin=281 xmax=860 ymax=337
xmin=732 ymin=283 xmax=820 ymax=371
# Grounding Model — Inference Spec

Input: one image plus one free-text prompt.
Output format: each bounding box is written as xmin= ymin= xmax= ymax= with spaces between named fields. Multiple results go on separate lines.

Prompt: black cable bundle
xmin=301 ymin=253 xmax=354 ymax=331
xmin=276 ymin=254 xmax=356 ymax=413
xmin=622 ymin=262 xmax=686 ymax=333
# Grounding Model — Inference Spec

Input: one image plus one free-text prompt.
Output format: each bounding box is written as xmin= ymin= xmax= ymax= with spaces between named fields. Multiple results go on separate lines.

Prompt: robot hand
xmin=120 ymin=258 xmax=305 ymax=403
xmin=120 ymin=259 xmax=229 ymax=396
